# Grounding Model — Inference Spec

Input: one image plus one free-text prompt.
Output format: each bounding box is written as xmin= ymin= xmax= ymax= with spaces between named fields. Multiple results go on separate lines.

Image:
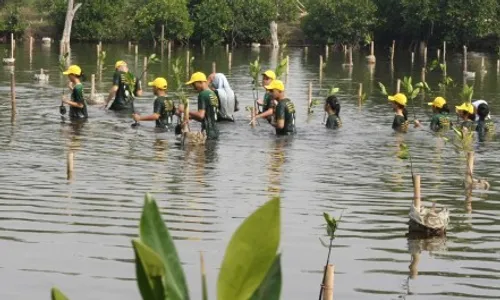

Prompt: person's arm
xmin=190 ymin=93 xmax=206 ymax=121
xmin=255 ymin=107 xmax=273 ymax=119
xmin=134 ymin=79 xmax=143 ymax=97
xmin=106 ymin=72 xmax=121 ymax=105
xmin=133 ymin=113 xmax=160 ymax=122
xmin=63 ymin=85 xmax=84 ymax=108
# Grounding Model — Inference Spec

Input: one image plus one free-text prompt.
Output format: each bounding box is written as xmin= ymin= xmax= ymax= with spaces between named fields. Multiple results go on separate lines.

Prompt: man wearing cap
xmin=388 ymin=93 xmax=409 ymax=133
xmin=265 ymin=79 xmax=296 ymax=135
xmin=132 ymin=77 xmax=175 ymax=129
xmin=62 ymin=64 xmax=88 ymax=121
xmin=416 ymin=96 xmax=452 ymax=131
xmin=105 ymin=60 xmax=143 ymax=112
xmin=455 ymin=102 xmax=476 ymax=131
xmin=255 ymin=70 xmax=276 ymax=122
xmin=179 ymin=72 xmax=219 ymax=140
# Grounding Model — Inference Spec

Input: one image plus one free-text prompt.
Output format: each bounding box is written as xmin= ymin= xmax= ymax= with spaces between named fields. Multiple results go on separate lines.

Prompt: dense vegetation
xmin=0 ymin=0 xmax=499 ymax=50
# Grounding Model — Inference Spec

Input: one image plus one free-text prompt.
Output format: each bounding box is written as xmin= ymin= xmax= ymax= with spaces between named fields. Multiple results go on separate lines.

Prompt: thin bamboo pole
xmin=463 ymin=46 xmax=468 ymax=73
xmin=10 ymin=71 xmax=15 ymax=115
xmin=67 ymin=151 xmax=74 ymax=180
xmin=212 ymin=62 xmax=216 ymax=74
xmin=135 ymin=44 xmax=138 ymax=56
xmin=348 ymin=46 xmax=353 ymax=66
xmin=10 ymin=33 xmax=14 ymax=59
xmin=411 ymin=52 xmax=415 ymax=65
xmin=437 ymin=49 xmax=441 ymax=61
xmin=322 ymin=264 xmax=334 ymax=300
xmin=421 ymin=67 xmax=426 ymax=84
xmin=91 ymin=74 xmax=96 ymax=100
xmin=391 ymin=40 xmax=395 ymax=62
xmin=358 ymin=83 xmax=363 ymax=107
xmin=161 ymin=25 xmax=165 ymax=54
xmin=308 ymin=82 xmax=312 ymax=114
xmin=396 ymin=79 xmax=401 ymax=93
xmin=443 ymin=41 xmax=447 ymax=63
xmin=228 ymin=52 xmax=232 ymax=71
xmin=423 ymin=46 xmax=428 ymax=66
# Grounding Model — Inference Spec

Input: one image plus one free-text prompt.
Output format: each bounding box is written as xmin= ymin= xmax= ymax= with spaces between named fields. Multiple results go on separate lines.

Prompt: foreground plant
xmin=51 ymin=194 xmax=282 ymax=300
xmin=318 ymin=212 xmax=342 ymax=300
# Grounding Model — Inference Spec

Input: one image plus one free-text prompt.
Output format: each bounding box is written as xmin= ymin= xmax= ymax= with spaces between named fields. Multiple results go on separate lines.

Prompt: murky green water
xmin=0 ymin=43 xmax=499 ymax=299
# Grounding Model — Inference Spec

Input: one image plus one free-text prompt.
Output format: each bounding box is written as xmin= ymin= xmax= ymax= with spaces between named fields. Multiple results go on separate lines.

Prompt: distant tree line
xmin=0 ymin=0 xmax=499 ymax=51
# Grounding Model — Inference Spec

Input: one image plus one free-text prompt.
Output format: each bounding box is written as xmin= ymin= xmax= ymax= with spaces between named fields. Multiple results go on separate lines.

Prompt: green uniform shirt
xmin=430 ymin=113 xmax=452 ymax=131
xmin=274 ymin=98 xmax=296 ymax=135
xmin=392 ymin=115 xmax=409 ymax=133
xmin=198 ymin=89 xmax=219 ymax=140
xmin=153 ymin=96 xmax=175 ymax=128
xmin=461 ymin=119 xmax=476 ymax=131
xmin=263 ymin=92 xmax=273 ymax=112
xmin=109 ymin=71 xmax=142 ymax=112
xmin=69 ymin=83 xmax=88 ymax=120
xmin=476 ymin=119 xmax=495 ymax=135
xmin=325 ymin=114 xmax=342 ymax=129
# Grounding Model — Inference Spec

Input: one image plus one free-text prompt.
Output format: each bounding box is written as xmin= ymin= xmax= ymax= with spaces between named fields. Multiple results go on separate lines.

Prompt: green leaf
xmin=319 ymin=237 xmax=330 ymax=248
xmin=51 ymin=287 xmax=69 ymax=300
xmin=140 ymin=194 xmax=189 ymax=300
xmin=133 ymin=239 xmax=166 ymax=300
xmin=200 ymin=253 xmax=208 ymax=300
xmin=410 ymin=87 xmax=420 ymax=100
xmin=378 ymin=82 xmax=388 ymax=96
xmin=217 ymin=197 xmax=281 ymax=300
xmin=329 ymin=87 xmax=339 ymax=95
xmin=250 ymin=255 xmax=282 ymax=300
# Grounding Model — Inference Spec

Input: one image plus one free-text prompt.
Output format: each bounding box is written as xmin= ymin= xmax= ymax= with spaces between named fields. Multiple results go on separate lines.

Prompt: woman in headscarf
xmin=209 ymin=73 xmax=238 ymax=122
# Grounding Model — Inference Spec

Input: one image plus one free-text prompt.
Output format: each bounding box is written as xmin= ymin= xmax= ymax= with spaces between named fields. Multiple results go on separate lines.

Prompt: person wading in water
xmin=105 ymin=60 xmax=143 ymax=113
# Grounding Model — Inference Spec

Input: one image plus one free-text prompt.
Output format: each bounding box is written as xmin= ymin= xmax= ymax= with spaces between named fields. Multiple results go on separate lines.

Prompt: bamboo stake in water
xmin=67 ymin=151 xmax=74 ymax=180
xmin=348 ymin=46 xmax=353 ymax=66
xmin=304 ymin=46 xmax=308 ymax=56
xmin=370 ymin=41 xmax=374 ymax=56
xmin=212 ymin=62 xmax=216 ymax=74
xmin=29 ymin=36 xmax=33 ymax=64
xmin=437 ymin=49 xmax=441 ymax=61
xmin=481 ymin=57 xmax=486 ymax=73
xmin=10 ymin=71 xmax=15 ymax=115
xmin=413 ymin=174 xmax=421 ymax=211
xmin=225 ymin=43 xmax=229 ymax=54
xmin=134 ymin=44 xmax=138 ymax=56
xmin=391 ymin=40 xmax=395 ymax=62
xmin=396 ymin=79 xmax=401 ymax=93
xmin=91 ymin=74 xmax=96 ymax=100
xmin=161 ymin=25 xmax=165 ymax=54
xmin=325 ymin=45 xmax=329 ymax=60
xmin=443 ymin=41 xmax=447 ymax=63
xmin=143 ymin=56 xmax=148 ymax=83
xmin=308 ymin=82 xmax=312 ymax=114
xmin=421 ymin=68 xmax=426 ymax=84
xmin=10 ymin=33 xmax=14 ymax=59
xmin=358 ymin=83 xmax=363 ymax=107
xmin=322 ymin=264 xmax=334 ymax=300
xmin=411 ymin=52 xmax=415 ymax=65
xmin=423 ymin=46 xmax=428 ymax=66
xmin=497 ymin=59 xmax=500 ymax=73
xmin=463 ymin=46 xmax=468 ymax=73
xmin=228 ymin=52 xmax=232 ymax=71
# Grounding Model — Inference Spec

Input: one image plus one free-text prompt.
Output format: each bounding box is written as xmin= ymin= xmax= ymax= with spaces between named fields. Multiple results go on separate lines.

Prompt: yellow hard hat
xmin=388 ymin=93 xmax=407 ymax=106
xmin=115 ymin=60 xmax=127 ymax=69
xmin=456 ymin=102 xmax=474 ymax=114
xmin=262 ymin=70 xmax=276 ymax=80
xmin=265 ymin=79 xmax=285 ymax=92
xmin=62 ymin=65 xmax=82 ymax=76
xmin=186 ymin=72 xmax=207 ymax=85
xmin=428 ymin=97 xmax=446 ymax=108
xmin=148 ymin=77 xmax=168 ymax=90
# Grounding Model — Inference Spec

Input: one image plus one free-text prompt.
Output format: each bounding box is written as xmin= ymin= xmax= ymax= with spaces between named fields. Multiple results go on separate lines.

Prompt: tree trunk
xmin=61 ymin=0 xmax=82 ymax=52
xmin=270 ymin=21 xmax=279 ymax=48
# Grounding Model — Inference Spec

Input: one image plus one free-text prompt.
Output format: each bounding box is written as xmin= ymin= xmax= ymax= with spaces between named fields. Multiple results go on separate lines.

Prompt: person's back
xmin=109 ymin=70 xmax=141 ymax=111
xmin=430 ymin=112 xmax=452 ymax=131
xmin=476 ymin=103 xmax=495 ymax=136
xmin=274 ymin=98 xmax=296 ymax=135
xmin=69 ymin=82 xmax=88 ymax=120
xmin=326 ymin=114 xmax=342 ymax=129
xmin=154 ymin=96 xmax=175 ymax=128
xmin=199 ymin=89 xmax=220 ymax=140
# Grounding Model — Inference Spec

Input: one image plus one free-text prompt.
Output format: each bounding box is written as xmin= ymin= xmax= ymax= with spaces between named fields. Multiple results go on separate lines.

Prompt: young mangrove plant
xmin=171 ymin=57 xmax=191 ymax=134
xmin=124 ymin=53 xmax=161 ymax=98
xmin=274 ymin=57 xmax=288 ymax=79
xmin=379 ymin=77 xmax=429 ymax=120
xmin=51 ymin=194 xmax=282 ymax=300
xmin=318 ymin=212 xmax=342 ymax=300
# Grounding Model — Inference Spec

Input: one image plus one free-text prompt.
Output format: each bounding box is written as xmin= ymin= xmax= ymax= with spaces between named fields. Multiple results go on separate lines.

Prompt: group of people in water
xmin=388 ymin=91 xmax=495 ymax=138
xmin=60 ymin=60 xmax=494 ymax=141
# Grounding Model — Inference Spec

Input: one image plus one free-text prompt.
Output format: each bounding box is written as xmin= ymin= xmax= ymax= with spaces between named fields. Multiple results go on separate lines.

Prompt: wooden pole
xmin=370 ymin=41 xmax=374 ymax=56
xmin=225 ymin=43 xmax=229 ymax=54
xmin=497 ymin=59 xmax=500 ymax=73
xmin=421 ymin=67 xmax=426 ymax=84
xmin=391 ymin=40 xmax=395 ymax=62
xmin=437 ymin=49 xmax=441 ymax=61
xmin=348 ymin=46 xmax=353 ymax=66
xmin=325 ymin=45 xmax=329 ymax=59
xmin=143 ymin=56 xmax=148 ymax=82
xmin=411 ymin=52 xmax=415 ymax=65
xmin=212 ymin=61 xmax=216 ymax=74
xmin=443 ymin=41 xmax=446 ymax=63
xmin=423 ymin=46 xmax=428 ymax=66
xmin=308 ymin=82 xmax=312 ymax=114
xmin=135 ymin=44 xmax=138 ymax=56
xmin=466 ymin=152 xmax=474 ymax=193
xmin=358 ymin=83 xmax=363 ymax=107
xmin=228 ymin=52 xmax=232 ymax=71
xmin=463 ymin=46 xmax=468 ymax=73
xmin=161 ymin=25 xmax=165 ymax=54
xmin=10 ymin=33 xmax=14 ymax=59
xmin=481 ymin=57 xmax=485 ymax=73
xmin=91 ymin=74 xmax=95 ymax=100
xmin=413 ymin=174 xmax=421 ymax=212
xmin=67 ymin=151 xmax=74 ymax=180
xmin=29 ymin=36 xmax=33 ymax=64
xmin=10 ymin=71 xmax=15 ymax=115
xmin=322 ymin=264 xmax=334 ymax=300
xmin=396 ymin=79 xmax=401 ymax=93
xmin=319 ymin=55 xmax=323 ymax=83
xmin=304 ymin=46 xmax=308 ymax=56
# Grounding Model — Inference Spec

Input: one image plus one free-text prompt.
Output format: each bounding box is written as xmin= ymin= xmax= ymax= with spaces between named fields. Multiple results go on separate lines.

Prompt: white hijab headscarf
xmin=212 ymin=73 xmax=235 ymax=120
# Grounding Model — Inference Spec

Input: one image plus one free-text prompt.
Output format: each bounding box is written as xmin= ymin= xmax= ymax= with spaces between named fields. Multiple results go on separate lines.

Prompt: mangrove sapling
xmin=171 ymin=57 xmax=191 ymax=142
xmin=318 ymin=212 xmax=343 ymax=300
xmin=249 ymin=57 xmax=262 ymax=126
xmin=51 ymin=194 xmax=283 ymax=300
xmin=274 ymin=57 xmax=289 ymax=80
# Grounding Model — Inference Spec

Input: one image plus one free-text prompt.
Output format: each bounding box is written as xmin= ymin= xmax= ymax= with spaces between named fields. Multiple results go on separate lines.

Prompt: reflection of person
xmin=255 ymin=70 xmax=276 ymax=122
xmin=178 ymin=72 xmax=219 ymax=140
xmin=455 ymin=103 xmax=476 ymax=131
xmin=132 ymin=77 xmax=176 ymax=129
xmin=208 ymin=73 xmax=238 ymax=122
xmin=415 ymin=97 xmax=452 ymax=131
xmin=324 ymin=95 xmax=342 ymax=129
xmin=265 ymin=80 xmax=296 ymax=135
xmin=62 ymin=65 xmax=88 ymax=121
xmin=106 ymin=60 xmax=143 ymax=112
xmin=388 ymin=93 xmax=409 ymax=133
